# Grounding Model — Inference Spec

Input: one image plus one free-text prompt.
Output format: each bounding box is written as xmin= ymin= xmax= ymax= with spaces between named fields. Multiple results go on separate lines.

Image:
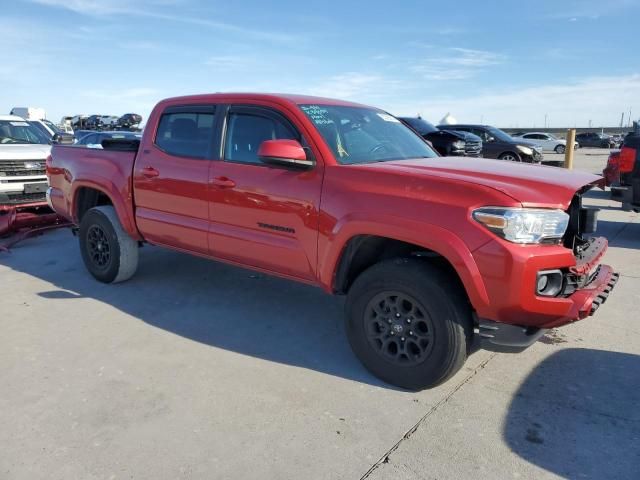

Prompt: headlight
xmin=472 ymin=207 xmax=569 ymax=244
xmin=516 ymin=145 xmax=533 ymax=156
xmin=452 ymin=140 xmax=465 ymax=149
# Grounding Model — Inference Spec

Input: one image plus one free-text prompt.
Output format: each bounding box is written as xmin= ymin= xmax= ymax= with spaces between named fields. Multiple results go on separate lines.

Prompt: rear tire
xmin=345 ymin=258 xmax=472 ymax=390
xmin=554 ymin=144 xmax=566 ymax=154
xmin=79 ymin=206 xmax=139 ymax=283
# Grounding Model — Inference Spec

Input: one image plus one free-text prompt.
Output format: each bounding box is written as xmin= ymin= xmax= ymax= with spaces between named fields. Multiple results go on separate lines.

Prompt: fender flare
xmin=70 ymin=178 xmax=142 ymax=240
xmin=319 ymin=213 xmax=490 ymax=310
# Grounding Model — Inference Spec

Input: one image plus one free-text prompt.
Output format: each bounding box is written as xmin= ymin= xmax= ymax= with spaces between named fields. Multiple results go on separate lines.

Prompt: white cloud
xmin=204 ymin=56 xmax=255 ymax=70
xmin=28 ymin=0 xmax=163 ymax=15
xmin=25 ymin=0 xmax=298 ymax=43
xmin=411 ymin=47 xmax=506 ymax=80
xmin=548 ymin=0 xmax=638 ymax=20
xmin=389 ymin=74 xmax=640 ymax=127
xmin=306 ymin=73 xmax=404 ymax=100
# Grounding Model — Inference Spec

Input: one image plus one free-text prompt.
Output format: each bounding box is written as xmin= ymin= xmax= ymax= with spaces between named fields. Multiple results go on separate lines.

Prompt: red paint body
xmin=47 ymin=93 xmax=614 ymax=329
xmin=603 ymin=150 xmax=620 ymax=187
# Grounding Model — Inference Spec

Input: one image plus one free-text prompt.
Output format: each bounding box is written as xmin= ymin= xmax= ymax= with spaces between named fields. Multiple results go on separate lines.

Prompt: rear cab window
xmin=155 ymin=105 xmax=216 ymax=159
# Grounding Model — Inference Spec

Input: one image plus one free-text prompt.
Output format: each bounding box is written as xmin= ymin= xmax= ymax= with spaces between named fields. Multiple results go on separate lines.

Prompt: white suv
xmin=0 ymin=115 xmax=51 ymax=206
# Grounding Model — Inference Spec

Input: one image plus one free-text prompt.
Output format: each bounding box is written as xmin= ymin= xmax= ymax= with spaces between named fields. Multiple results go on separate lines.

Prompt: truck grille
xmin=0 ymin=159 xmax=46 ymax=177
xmin=465 ymin=141 xmax=482 ymax=157
xmin=0 ymin=192 xmax=46 ymax=205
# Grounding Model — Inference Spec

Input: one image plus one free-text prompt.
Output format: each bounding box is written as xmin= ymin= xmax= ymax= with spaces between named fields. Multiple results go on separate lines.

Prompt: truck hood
xmin=439 ymin=129 xmax=482 ymax=143
xmin=0 ymin=144 xmax=51 ymax=160
xmin=358 ymin=157 xmax=601 ymax=209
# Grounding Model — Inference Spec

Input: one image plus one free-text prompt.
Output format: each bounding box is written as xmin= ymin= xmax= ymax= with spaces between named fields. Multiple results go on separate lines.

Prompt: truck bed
xmin=47 ymin=144 xmax=139 ymax=235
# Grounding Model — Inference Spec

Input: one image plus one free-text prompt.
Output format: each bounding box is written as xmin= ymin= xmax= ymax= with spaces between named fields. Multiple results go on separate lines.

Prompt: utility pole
xmin=564 ymin=129 xmax=576 ymax=170
xmin=544 ymin=114 xmax=548 ymax=129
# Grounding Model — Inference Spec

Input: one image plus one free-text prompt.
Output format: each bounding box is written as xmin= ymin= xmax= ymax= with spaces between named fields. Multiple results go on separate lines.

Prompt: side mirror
xmin=258 ymin=139 xmax=314 ymax=169
xmin=485 ymin=135 xmax=495 ymax=143
xmin=53 ymin=133 xmax=75 ymax=145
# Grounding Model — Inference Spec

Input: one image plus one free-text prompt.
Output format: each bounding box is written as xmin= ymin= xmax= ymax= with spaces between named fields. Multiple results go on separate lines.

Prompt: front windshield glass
xmin=0 ymin=120 xmax=51 ymax=144
xmin=41 ymin=119 xmax=61 ymax=134
xmin=402 ymin=117 xmax=438 ymax=135
xmin=299 ymin=104 xmax=438 ymax=164
xmin=485 ymin=126 xmax=514 ymax=142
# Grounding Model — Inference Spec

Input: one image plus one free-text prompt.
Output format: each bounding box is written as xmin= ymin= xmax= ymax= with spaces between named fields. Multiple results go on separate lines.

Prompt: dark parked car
xmin=399 ymin=117 xmax=482 ymax=157
xmin=576 ymin=132 xmax=615 ymax=148
xmin=117 ymin=113 xmax=143 ymax=129
xmin=84 ymin=115 xmax=104 ymax=130
xmin=75 ymin=130 xmax=142 ymax=148
xmin=438 ymin=124 xmax=546 ymax=164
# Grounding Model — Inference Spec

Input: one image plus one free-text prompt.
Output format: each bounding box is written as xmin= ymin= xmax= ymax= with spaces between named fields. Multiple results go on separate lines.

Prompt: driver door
xmin=207 ymin=105 xmax=323 ymax=281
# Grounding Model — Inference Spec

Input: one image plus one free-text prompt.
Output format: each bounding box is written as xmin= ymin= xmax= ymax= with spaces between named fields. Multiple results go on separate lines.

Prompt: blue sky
xmin=2 ymin=0 xmax=639 ymax=127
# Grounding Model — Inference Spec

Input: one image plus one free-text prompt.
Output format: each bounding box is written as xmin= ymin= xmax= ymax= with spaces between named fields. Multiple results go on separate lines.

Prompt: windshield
xmin=299 ymin=105 xmax=437 ymax=164
xmin=0 ymin=120 xmax=51 ymax=144
xmin=28 ymin=121 xmax=54 ymax=139
xmin=485 ymin=126 xmax=515 ymax=142
xmin=41 ymin=119 xmax=61 ymax=134
xmin=400 ymin=117 xmax=438 ymax=135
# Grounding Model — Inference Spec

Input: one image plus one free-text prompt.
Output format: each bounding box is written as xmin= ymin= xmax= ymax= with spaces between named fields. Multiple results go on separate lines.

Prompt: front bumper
xmin=477 ymin=266 xmax=619 ymax=352
xmin=472 ymin=236 xmax=618 ymax=329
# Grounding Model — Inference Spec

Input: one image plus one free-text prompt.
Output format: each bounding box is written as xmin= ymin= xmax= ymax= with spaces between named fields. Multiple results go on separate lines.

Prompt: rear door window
xmin=155 ymin=106 xmax=216 ymax=159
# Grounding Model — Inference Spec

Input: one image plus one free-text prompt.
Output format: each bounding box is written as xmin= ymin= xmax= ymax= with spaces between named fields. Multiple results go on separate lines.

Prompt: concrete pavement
xmin=1 ymin=149 xmax=638 ymax=479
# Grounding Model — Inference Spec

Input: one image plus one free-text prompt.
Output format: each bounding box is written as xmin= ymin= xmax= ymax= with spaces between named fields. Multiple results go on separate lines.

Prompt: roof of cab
xmin=156 ymin=93 xmax=371 ymax=109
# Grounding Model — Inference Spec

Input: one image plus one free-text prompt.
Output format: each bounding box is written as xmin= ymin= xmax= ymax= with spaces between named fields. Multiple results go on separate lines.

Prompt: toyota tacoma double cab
xmin=47 ymin=93 xmax=618 ymax=390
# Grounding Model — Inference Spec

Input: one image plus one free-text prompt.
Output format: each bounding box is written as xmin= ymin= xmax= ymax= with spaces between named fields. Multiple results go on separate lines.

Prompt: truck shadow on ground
xmin=7 ymin=230 xmax=403 ymax=389
xmin=504 ymin=348 xmax=640 ymax=479
xmin=596 ymin=219 xmax=640 ymax=250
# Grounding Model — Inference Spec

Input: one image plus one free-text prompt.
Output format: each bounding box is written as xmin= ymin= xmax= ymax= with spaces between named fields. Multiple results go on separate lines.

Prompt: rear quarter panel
xmin=47 ymin=145 xmax=141 ymax=239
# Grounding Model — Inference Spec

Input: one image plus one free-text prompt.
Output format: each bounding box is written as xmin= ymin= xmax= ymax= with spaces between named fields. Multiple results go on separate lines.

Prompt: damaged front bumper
xmin=475 ymin=236 xmax=619 ymax=353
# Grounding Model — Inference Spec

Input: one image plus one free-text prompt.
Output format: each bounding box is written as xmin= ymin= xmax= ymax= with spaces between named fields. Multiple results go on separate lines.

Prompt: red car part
xmin=0 ymin=202 xmax=70 ymax=251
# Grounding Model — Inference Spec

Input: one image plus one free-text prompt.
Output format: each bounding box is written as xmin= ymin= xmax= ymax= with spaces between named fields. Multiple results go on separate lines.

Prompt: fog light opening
xmin=536 ymin=270 xmax=563 ymax=297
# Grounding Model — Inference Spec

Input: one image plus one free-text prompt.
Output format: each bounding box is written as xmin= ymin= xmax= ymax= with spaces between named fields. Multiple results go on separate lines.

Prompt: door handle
xmin=141 ymin=166 xmax=159 ymax=178
xmin=212 ymin=176 xmax=236 ymax=188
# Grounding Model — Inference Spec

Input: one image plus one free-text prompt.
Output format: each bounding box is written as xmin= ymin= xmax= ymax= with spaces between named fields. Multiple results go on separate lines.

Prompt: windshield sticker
xmin=10 ymin=121 xmax=30 ymax=127
xmin=300 ymin=105 xmax=335 ymax=125
xmin=376 ymin=113 xmax=400 ymax=123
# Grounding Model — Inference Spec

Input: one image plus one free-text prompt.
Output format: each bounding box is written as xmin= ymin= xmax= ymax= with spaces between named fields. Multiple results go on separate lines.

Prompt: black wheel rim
xmin=364 ymin=291 xmax=434 ymax=366
xmin=87 ymin=225 xmax=111 ymax=269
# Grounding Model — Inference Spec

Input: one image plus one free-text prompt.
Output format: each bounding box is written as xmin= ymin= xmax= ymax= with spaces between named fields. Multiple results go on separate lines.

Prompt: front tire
xmin=345 ymin=258 xmax=472 ymax=390
xmin=554 ymin=144 xmax=566 ymax=154
xmin=499 ymin=152 xmax=521 ymax=162
xmin=79 ymin=206 xmax=139 ymax=283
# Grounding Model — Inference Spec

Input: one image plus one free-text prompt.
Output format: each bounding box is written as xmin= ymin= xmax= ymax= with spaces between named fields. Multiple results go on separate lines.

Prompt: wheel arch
xmin=71 ymin=180 xmax=141 ymax=240
xmin=323 ymin=219 xmax=490 ymax=311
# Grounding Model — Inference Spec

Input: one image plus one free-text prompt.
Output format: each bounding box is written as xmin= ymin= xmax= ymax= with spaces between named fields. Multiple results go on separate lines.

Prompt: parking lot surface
xmin=1 ymin=149 xmax=639 ymax=479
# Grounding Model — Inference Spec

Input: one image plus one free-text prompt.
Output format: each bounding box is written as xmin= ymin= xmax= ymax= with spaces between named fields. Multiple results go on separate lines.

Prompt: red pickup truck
xmin=47 ymin=93 xmax=618 ymax=390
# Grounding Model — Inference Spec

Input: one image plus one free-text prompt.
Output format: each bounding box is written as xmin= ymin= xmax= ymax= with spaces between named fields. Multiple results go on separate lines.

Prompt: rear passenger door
xmin=207 ymin=105 xmax=323 ymax=281
xmin=133 ymin=104 xmax=217 ymax=255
